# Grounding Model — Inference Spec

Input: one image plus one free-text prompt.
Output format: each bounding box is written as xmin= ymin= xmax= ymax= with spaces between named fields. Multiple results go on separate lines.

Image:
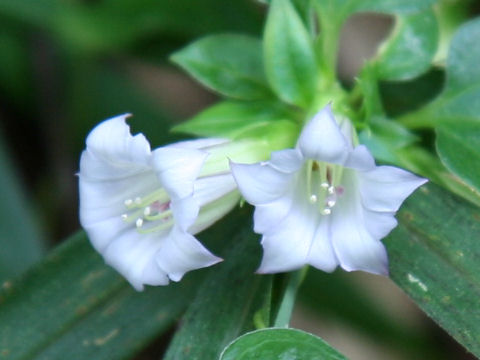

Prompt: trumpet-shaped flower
xmin=231 ymin=105 xmax=427 ymax=275
xmin=79 ymin=115 xmax=239 ymax=290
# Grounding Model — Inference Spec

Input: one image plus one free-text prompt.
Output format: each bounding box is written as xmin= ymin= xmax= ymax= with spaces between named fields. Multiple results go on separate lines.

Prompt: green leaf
xmin=0 ymin=232 xmax=197 ymax=359
xmin=444 ymin=18 xmax=480 ymax=94
xmin=164 ymin=225 xmax=271 ymax=360
xmin=386 ymin=183 xmax=480 ymax=357
xmin=376 ymin=9 xmax=438 ymax=81
xmin=171 ymin=34 xmax=271 ymax=100
xmin=0 ymin=129 xmax=45 ymax=282
xmin=351 ymin=0 xmax=436 ymax=15
xmin=433 ymin=18 xmax=480 ymax=121
xmin=0 ymin=206 xmax=251 ymax=359
xmin=359 ymin=117 xmax=418 ymax=163
xmin=436 ymin=121 xmax=480 ymax=194
xmin=264 ymin=0 xmax=317 ymax=108
xmin=172 ymin=101 xmax=294 ymax=138
xmin=220 ymin=328 xmax=347 ymax=360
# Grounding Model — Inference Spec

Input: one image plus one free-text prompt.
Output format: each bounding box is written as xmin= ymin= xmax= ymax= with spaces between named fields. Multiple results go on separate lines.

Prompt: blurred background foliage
xmin=0 ymin=0 xmax=478 ymax=359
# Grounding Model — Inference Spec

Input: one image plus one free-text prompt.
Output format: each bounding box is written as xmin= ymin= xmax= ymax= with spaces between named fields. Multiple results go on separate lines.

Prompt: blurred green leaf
xmin=375 ymin=9 xmax=438 ymax=81
xmin=386 ymin=183 xmax=480 ymax=357
xmin=264 ymin=0 xmax=317 ymax=108
xmin=171 ymin=34 xmax=271 ymax=100
xmin=433 ymin=18 xmax=480 ymax=121
xmin=164 ymin=226 xmax=271 ymax=360
xmin=359 ymin=117 xmax=418 ymax=163
xmin=436 ymin=121 xmax=480 ymax=194
xmin=220 ymin=328 xmax=347 ymax=360
xmin=172 ymin=101 xmax=294 ymax=138
xmin=0 ymin=129 xmax=45 ymax=282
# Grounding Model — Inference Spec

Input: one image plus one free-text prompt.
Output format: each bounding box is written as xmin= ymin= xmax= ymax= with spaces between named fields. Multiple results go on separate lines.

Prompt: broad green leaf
xmin=314 ymin=0 xmax=436 ymax=30
xmin=376 ymin=9 xmax=438 ymax=81
xmin=432 ymin=18 xmax=480 ymax=121
xmin=0 ymin=129 xmax=45 ymax=282
xmin=172 ymin=101 xmax=294 ymax=138
xmin=386 ymin=183 xmax=480 ymax=357
xmin=164 ymin=225 xmax=271 ymax=360
xmin=264 ymin=0 xmax=317 ymax=108
xmin=359 ymin=117 xmax=418 ymax=163
xmin=220 ymin=328 xmax=347 ymax=360
xmin=436 ymin=121 xmax=480 ymax=193
xmin=171 ymin=34 xmax=271 ymax=100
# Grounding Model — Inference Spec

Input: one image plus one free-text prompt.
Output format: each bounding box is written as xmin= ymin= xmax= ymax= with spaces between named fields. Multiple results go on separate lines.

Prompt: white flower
xmin=230 ymin=105 xmax=427 ymax=275
xmin=79 ymin=115 xmax=238 ymax=290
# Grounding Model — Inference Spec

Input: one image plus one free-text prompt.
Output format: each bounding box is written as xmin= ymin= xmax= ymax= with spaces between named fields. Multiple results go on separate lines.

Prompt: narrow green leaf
xmin=376 ymin=9 xmax=438 ymax=81
xmin=264 ymin=0 xmax=317 ymax=108
xmin=0 ymin=232 xmax=199 ymax=359
xmin=436 ymin=121 xmax=480 ymax=194
xmin=220 ymin=328 xmax=347 ymax=360
xmin=386 ymin=183 xmax=480 ymax=357
xmin=171 ymin=34 xmax=271 ymax=100
xmin=164 ymin=224 xmax=271 ymax=360
xmin=0 ymin=129 xmax=45 ymax=282
xmin=172 ymin=101 xmax=293 ymax=138
xmin=0 ymin=206 xmax=252 ymax=359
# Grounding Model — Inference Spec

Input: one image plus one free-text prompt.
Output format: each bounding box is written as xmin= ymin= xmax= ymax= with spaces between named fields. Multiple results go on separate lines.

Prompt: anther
xmin=121 ymin=214 xmax=128 ymax=221
xmin=322 ymin=208 xmax=332 ymax=215
xmin=327 ymin=199 xmax=336 ymax=208
xmin=124 ymin=199 xmax=133 ymax=206
xmin=328 ymin=186 xmax=335 ymax=195
xmin=134 ymin=197 xmax=142 ymax=205
xmin=320 ymin=182 xmax=329 ymax=189
xmin=136 ymin=218 xmax=144 ymax=228
xmin=144 ymin=206 xmax=151 ymax=216
xmin=309 ymin=195 xmax=318 ymax=203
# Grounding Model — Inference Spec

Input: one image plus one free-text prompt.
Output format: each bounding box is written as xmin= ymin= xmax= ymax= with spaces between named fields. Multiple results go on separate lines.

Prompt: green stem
xmin=273 ymin=267 xmax=308 ymax=328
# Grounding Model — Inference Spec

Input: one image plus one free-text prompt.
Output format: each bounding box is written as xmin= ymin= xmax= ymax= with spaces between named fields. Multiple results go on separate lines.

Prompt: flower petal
xmin=359 ymin=166 xmax=428 ymax=212
xmin=81 ymin=114 xmax=151 ymax=180
xmin=103 ymin=230 xmax=169 ymax=291
xmin=269 ymin=148 xmax=304 ymax=173
xmin=155 ymin=227 xmax=222 ymax=282
xmin=152 ymin=147 xmax=208 ymax=199
xmin=230 ymin=161 xmax=294 ymax=205
xmin=344 ymin=145 xmax=376 ymax=171
xmin=307 ymin=217 xmax=338 ymax=272
xmin=297 ymin=105 xmax=349 ymax=164
xmin=330 ymin=170 xmax=389 ymax=275
xmin=256 ymin=183 xmax=317 ymax=273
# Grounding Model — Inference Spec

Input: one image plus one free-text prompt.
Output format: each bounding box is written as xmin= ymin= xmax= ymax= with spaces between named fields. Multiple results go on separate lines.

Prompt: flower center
xmin=121 ymin=188 xmax=174 ymax=234
xmin=306 ymin=160 xmax=344 ymax=216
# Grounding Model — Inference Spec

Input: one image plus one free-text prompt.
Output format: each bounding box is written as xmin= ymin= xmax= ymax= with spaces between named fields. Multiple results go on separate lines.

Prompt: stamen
xmin=144 ymin=206 xmax=151 ymax=216
xmin=328 ymin=186 xmax=335 ymax=195
xmin=145 ymin=209 xmax=173 ymax=221
xmin=322 ymin=208 xmax=331 ymax=215
xmin=124 ymin=199 xmax=133 ymax=206
xmin=135 ymin=218 xmax=144 ymax=228
xmin=121 ymin=214 xmax=128 ymax=221
xmin=134 ymin=197 xmax=142 ymax=205
xmin=137 ymin=219 xmax=174 ymax=234
xmin=309 ymin=194 xmax=318 ymax=203
xmin=327 ymin=199 xmax=336 ymax=208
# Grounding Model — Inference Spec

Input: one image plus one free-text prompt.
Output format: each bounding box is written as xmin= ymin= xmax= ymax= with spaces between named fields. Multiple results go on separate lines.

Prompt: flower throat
xmin=306 ymin=160 xmax=344 ymax=216
xmin=121 ymin=188 xmax=174 ymax=234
